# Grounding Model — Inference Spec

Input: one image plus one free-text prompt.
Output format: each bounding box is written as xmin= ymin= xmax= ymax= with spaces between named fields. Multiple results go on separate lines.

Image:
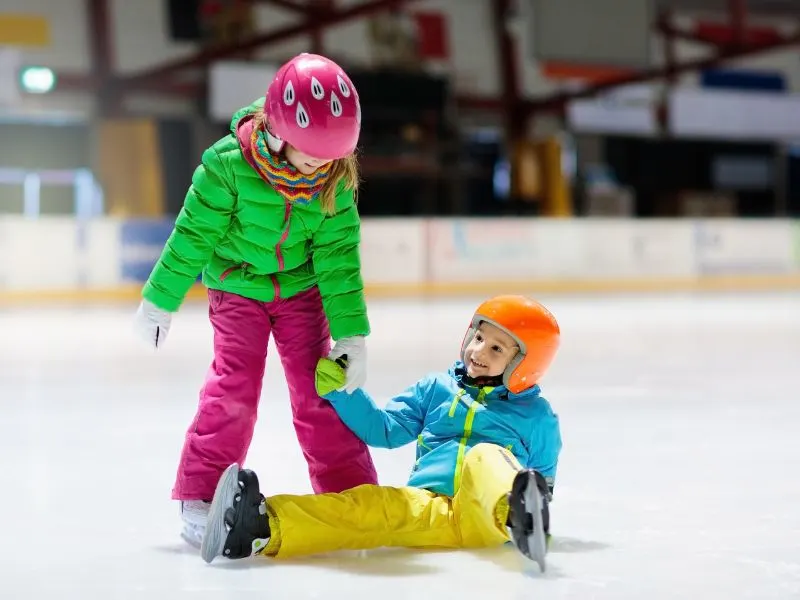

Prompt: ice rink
xmin=1 ymin=291 xmax=799 ymax=600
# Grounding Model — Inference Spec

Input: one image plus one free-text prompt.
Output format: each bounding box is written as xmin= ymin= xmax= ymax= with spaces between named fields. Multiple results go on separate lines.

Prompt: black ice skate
xmin=200 ymin=463 xmax=271 ymax=564
xmin=507 ymin=469 xmax=551 ymax=572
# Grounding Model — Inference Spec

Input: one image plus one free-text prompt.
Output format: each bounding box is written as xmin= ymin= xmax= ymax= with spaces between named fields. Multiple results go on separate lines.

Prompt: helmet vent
xmin=310 ymin=76 xmax=325 ymax=100
xmin=296 ymin=102 xmax=310 ymax=128
xmin=337 ymin=74 xmax=351 ymax=97
xmin=283 ymin=80 xmax=295 ymax=106
xmin=330 ymin=92 xmax=342 ymax=117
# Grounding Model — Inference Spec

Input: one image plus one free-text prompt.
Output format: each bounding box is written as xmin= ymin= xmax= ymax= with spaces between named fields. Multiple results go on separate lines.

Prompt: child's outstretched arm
xmin=315 ymin=358 xmax=431 ymax=449
xmin=142 ymin=147 xmax=236 ymax=312
xmin=309 ymin=187 xmax=369 ymax=341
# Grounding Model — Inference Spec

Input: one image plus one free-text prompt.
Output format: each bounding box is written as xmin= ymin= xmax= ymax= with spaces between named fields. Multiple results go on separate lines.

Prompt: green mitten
xmin=315 ymin=357 xmax=347 ymax=396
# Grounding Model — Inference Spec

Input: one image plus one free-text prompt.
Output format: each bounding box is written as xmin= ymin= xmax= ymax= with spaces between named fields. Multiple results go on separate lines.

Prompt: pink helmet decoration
xmin=265 ymin=53 xmax=361 ymax=160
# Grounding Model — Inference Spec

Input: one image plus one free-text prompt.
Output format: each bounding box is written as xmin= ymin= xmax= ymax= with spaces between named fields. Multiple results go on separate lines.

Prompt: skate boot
xmin=507 ymin=469 xmax=551 ymax=572
xmin=200 ymin=463 xmax=271 ymax=564
xmin=180 ymin=500 xmax=210 ymax=548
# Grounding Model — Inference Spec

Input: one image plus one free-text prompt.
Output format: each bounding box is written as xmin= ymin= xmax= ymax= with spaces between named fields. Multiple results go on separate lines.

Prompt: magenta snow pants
xmin=171 ymin=286 xmax=378 ymax=500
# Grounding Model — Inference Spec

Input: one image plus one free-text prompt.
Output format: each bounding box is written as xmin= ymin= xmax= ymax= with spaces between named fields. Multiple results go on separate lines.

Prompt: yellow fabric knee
xmin=453 ymin=443 xmax=521 ymax=547
xmin=493 ymin=494 xmax=510 ymax=531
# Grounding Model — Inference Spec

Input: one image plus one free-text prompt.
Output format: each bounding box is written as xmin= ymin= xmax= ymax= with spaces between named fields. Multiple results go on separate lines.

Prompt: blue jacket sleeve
xmin=526 ymin=403 xmax=562 ymax=495
xmin=324 ymin=376 xmax=434 ymax=449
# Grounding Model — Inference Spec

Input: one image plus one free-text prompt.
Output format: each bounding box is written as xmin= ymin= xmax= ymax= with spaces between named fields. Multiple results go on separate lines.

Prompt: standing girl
xmin=133 ymin=53 xmax=378 ymax=546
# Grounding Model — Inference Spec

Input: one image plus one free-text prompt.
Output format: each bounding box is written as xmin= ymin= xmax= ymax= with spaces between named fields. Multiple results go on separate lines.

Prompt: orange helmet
xmin=460 ymin=295 xmax=560 ymax=393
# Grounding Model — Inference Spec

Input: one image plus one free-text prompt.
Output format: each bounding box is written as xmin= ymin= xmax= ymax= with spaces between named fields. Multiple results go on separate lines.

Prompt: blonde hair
xmin=253 ymin=108 xmax=360 ymax=215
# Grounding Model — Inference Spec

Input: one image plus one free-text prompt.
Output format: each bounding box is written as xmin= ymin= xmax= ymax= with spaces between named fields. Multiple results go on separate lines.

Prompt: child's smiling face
xmin=463 ymin=322 xmax=519 ymax=379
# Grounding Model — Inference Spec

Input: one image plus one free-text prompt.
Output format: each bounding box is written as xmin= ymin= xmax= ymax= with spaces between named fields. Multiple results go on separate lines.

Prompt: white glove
xmin=328 ymin=335 xmax=367 ymax=393
xmin=134 ymin=299 xmax=172 ymax=349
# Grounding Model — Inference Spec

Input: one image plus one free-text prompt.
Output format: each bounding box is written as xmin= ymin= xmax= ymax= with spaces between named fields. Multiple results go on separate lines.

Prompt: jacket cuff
xmin=315 ymin=358 xmax=346 ymax=396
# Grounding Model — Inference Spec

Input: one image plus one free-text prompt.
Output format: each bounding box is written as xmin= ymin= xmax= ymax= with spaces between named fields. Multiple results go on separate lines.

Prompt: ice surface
xmin=1 ymin=292 xmax=799 ymax=599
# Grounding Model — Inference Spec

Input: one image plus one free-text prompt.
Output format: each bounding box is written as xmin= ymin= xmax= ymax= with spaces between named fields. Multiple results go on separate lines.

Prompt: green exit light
xmin=20 ymin=66 xmax=56 ymax=93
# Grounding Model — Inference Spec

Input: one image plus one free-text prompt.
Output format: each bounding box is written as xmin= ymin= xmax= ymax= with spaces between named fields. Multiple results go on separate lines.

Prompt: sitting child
xmin=200 ymin=295 xmax=562 ymax=571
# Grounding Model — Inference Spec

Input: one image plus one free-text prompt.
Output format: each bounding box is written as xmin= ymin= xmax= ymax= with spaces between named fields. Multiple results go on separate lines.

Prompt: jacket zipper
xmin=232 ymin=116 xmax=295 ymax=301
xmin=274 ymin=200 xmax=292 ymax=272
xmin=452 ymin=388 xmax=488 ymax=492
xmin=218 ymin=204 xmax=293 ymax=298
xmin=269 ymin=200 xmax=293 ymax=298
xmin=448 ymin=389 xmax=467 ymax=417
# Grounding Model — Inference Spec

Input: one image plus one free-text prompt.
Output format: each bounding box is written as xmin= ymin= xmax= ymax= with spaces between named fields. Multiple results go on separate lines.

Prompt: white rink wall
xmin=1 ymin=217 xmax=799 ymax=302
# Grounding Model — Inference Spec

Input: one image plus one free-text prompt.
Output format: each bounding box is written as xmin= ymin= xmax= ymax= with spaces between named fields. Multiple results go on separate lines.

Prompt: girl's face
xmin=284 ymin=144 xmax=333 ymax=175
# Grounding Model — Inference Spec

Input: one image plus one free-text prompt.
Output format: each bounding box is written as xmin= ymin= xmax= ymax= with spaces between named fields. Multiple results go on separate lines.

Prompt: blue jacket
xmin=324 ymin=361 xmax=562 ymax=498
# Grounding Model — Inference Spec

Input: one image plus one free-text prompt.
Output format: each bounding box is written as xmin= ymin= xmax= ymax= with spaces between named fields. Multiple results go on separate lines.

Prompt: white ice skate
xmin=180 ymin=500 xmax=210 ymax=548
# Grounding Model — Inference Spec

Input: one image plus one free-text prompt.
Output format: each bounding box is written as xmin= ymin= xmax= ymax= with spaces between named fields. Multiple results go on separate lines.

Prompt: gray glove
xmin=328 ymin=335 xmax=367 ymax=393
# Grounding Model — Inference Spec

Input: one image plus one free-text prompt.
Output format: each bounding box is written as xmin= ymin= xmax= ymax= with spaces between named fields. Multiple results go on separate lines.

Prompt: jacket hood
xmin=231 ymin=97 xmax=267 ymax=168
xmin=448 ymin=361 xmax=541 ymax=402
xmin=230 ymin=97 xmax=265 ymax=133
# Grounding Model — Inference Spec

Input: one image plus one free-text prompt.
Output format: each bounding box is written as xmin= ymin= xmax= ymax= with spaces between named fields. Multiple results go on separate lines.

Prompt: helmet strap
xmin=264 ymin=119 xmax=285 ymax=153
xmin=266 ymin=129 xmax=285 ymax=153
xmin=463 ymin=372 xmax=504 ymax=389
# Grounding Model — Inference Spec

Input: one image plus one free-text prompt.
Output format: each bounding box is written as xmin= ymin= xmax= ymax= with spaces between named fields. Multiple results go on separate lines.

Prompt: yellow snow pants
xmin=260 ymin=443 xmax=522 ymax=559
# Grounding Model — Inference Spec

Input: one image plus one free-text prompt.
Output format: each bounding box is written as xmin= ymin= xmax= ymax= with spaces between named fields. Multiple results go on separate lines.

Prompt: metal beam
xmin=309 ymin=0 xmax=334 ymax=52
xmin=728 ymin=0 xmax=747 ymax=47
xmin=523 ymin=31 xmax=800 ymax=114
xmin=55 ymin=72 xmax=97 ymax=92
xmin=118 ymin=0 xmax=423 ymax=91
xmin=657 ymin=22 xmax=721 ymax=46
xmin=248 ymin=0 xmax=313 ymax=13
xmin=55 ymin=72 xmax=205 ymax=97
xmin=87 ymin=0 xmax=117 ymax=112
xmin=655 ymin=12 xmax=722 ymax=47
xmin=656 ymin=9 xmax=678 ymax=130
xmin=87 ymin=0 xmax=113 ymax=78
xmin=657 ymin=0 xmax=800 ymax=18
xmin=490 ymin=0 xmax=522 ymax=142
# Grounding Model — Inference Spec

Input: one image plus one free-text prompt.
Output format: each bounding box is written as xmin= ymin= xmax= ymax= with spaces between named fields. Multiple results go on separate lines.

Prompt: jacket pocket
xmin=219 ymin=262 xmax=249 ymax=282
xmin=208 ymin=289 xmax=226 ymax=312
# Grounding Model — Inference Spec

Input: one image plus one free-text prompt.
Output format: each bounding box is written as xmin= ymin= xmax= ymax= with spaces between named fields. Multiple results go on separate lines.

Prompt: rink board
xmin=0 ymin=217 xmax=799 ymax=302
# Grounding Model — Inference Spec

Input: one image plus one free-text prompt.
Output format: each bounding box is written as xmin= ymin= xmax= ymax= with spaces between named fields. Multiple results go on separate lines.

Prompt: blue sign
xmin=120 ymin=219 xmax=176 ymax=283
xmin=701 ymin=68 xmax=786 ymax=92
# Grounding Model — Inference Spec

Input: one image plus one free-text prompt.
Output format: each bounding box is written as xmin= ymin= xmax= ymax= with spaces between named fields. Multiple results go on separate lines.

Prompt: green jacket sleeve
xmin=142 ymin=146 xmax=236 ymax=312
xmin=310 ymin=188 xmax=370 ymax=340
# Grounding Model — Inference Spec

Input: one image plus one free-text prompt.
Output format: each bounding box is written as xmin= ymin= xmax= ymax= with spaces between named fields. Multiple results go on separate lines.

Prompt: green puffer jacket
xmin=141 ymin=98 xmax=369 ymax=340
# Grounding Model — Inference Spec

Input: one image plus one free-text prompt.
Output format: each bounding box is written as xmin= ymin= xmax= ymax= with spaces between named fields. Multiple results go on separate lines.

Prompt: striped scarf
xmin=250 ymin=125 xmax=331 ymax=204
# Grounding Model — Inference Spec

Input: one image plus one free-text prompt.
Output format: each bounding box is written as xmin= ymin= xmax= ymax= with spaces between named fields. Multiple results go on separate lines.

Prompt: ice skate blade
xmin=523 ymin=474 xmax=547 ymax=573
xmin=200 ymin=463 xmax=241 ymax=564
xmin=509 ymin=471 xmax=548 ymax=573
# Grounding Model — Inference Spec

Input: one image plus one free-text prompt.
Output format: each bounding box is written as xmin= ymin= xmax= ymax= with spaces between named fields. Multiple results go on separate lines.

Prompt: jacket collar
xmin=449 ymin=361 xmax=541 ymax=402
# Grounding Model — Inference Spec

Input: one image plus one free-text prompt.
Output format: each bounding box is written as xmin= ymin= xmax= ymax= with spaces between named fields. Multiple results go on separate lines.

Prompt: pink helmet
xmin=265 ymin=53 xmax=361 ymax=160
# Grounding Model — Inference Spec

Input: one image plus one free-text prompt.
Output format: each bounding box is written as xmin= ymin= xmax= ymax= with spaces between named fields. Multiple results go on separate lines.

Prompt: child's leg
xmin=453 ymin=443 xmax=551 ymax=570
xmin=270 ymin=286 xmax=378 ymax=493
xmin=266 ymin=484 xmax=460 ymax=558
xmin=452 ymin=443 xmax=522 ymax=547
xmin=172 ymin=290 xmax=270 ymax=501
xmin=202 ymin=464 xmax=462 ymax=563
